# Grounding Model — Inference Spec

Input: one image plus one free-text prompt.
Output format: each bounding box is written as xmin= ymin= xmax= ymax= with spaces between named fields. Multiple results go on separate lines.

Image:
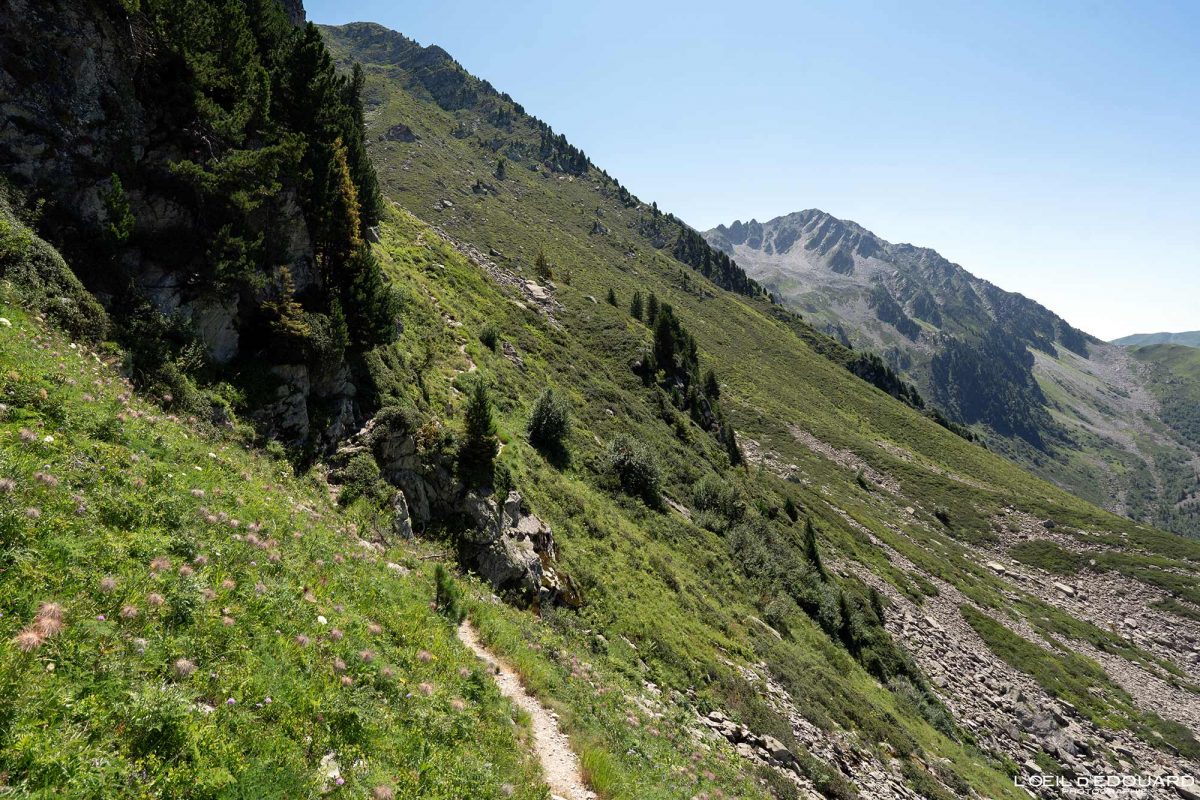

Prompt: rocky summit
xmin=0 ymin=3 xmax=1198 ymax=799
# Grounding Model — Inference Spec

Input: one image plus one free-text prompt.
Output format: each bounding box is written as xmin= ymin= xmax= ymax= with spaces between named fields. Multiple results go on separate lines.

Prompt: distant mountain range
xmin=705 ymin=211 xmax=1200 ymax=536
xmin=1113 ymin=331 xmax=1200 ymax=347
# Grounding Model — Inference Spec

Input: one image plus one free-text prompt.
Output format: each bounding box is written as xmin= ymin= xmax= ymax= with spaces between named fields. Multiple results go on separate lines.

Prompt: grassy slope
xmin=312 ymin=24 xmax=1200 ymax=794
xmin=0 ymin=292 xmax=547 ymax=799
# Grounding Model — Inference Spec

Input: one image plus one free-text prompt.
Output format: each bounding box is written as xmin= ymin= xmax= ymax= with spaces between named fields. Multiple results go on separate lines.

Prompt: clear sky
xmin=305 ymin=0 xmax=1199 ymax=340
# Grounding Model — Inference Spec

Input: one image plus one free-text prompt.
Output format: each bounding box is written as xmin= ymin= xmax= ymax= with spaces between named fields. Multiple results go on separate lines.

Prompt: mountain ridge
xmin=704 ymin=208 xmax=1200 ymax=537
xmin=1114 ymin=330 xmax=1200 ymax=347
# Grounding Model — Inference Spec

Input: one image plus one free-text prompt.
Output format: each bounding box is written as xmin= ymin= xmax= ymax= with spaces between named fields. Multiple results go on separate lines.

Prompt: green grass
xmin=0 ymin=299 xmax=544 ymax=799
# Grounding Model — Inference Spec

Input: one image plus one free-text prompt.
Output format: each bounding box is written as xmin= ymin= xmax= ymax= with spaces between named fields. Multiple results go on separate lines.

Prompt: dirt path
xmin=456 ymin=621 xmax=594 ymax=800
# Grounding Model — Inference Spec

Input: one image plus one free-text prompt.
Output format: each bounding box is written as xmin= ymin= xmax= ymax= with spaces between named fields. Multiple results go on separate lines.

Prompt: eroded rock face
xmin=0 ymin=0 xmax=358 ymax=449
xmin=459 ymin=490 xmax=567 ymax=605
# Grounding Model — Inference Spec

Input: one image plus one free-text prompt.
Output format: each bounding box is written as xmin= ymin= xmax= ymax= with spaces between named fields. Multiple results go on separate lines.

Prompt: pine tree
xmin=460 ymin=378 xmax=499 ymax=483
xmin=653 ymin=307 xmax=677 ymax=372
xmin=534 ymin=248 xmax=552 ymax=280
xmin=703 ymin=369 xmax=720 ymax=399
xmin=606 ymin=287 xmax=617 ymax=306
xmin=494 ymin=157 xmax=507 ymax=180
xmin=629 ymin=290 xmax=644 ymax=321
xmin=804 ymin=518 xmax=826 ymax=579
xmin=721 ymin=419 xmax=741 ymax=466
xmin=646 ymin=292 xmax=659 ymax=324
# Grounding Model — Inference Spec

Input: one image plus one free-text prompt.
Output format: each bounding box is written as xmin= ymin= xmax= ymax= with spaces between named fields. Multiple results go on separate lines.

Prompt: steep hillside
xmin=314 ymin=21 xmax=1200 ymax=799
xmin=1115 ymin=331 xmax=1200 ymax=348
xmin=705 ymin=211 xmax=1200 ymax=538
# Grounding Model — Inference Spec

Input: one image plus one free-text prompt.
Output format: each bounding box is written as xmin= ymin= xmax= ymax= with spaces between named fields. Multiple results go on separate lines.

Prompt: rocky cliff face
xmin=0 ymin=0 xmax=363 ymax=448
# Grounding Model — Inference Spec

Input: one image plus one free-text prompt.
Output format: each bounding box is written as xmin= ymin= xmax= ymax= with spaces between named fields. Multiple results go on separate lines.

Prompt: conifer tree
xmin=630 ymin=290 xmax=644 ymax=321
xmin=460 ymin=378 xmax=499 ymax=483
xmin=534 ymin=248 xmax=552 ymax=280
xmin=606 ymin=287 xmax=617 ymax=306
xmin=804 ymin=518 xmax=827 ymax=579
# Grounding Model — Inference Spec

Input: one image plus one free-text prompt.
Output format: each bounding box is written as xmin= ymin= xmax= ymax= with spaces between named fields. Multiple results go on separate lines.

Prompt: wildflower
xmin=150 ymin=556 xmax=171 ymax=572
xmin=418 ymin=682 xmax=434 ymax=696
xmin=333 ymin=658 xmax=347 ymax=673
xmin=226 ymin=698 xmax=235 ymax=706
xmin=99 ymin=576 xmax=117 ymax=593
xmin=268 ymin=551 xmax=281 ymax=564
xmin=34 ymin=603 xmax=63 ymax=636
xmin=19 ymin=428 xmax=37 ymax=443
xmin=178 ymin=564 xmax=194 ymax=577
xmin=33 ymin=472 xmax=59 ymax=488
xmin=13 ymin=627 xmax=43 ymax=652
xmin=221 ymin=579 xmax=236 ymax=590
xmin=120 ymin=605 xmax=139 ymax=620
xmin=221 ymin=616 xmax=235 ymax=627
xmin=317 ymin=615 xmax=327 ymax=625
xmin=193 ymin=555 xmax=209 ymax=567
xmin=359 ymin=649 xmax=374 ymax=663
xmin=190 ymin=489 xmax=205 ymax=498
xmin=201 ymin=588 xmax=217 ymax=601
xmin=264 ymin=696 xmax=272 ymax=705
xmin=174 ymin=658 xmax=196 ymax=677
xmin=146 ymin=593 xmax=165 ymax=607
xmin=96 ymin=614 xmax=106 ymax=621
xmin=381 ymin=666 xmax=395 ymax=679
xmin=340 ymin=676 xmax=353 ymax=687
xmin=417 ymin=650 xmax=433 ymax=663
xmin=0 ymin=477 xmax=14 ymax=493
xmin=458 ymin=667 xmax=471 ymax=678
xmin=367 ymin=622 xmax=382 ymax=636
xmin=24 ymin=507 xmax=41 ymax=519
xmin=450 ymin=698 xmax=466 ymax=712
xmin=329 ymin=629 xmax=344 ymax=642
xmin=332 ymin=553 xmax=344 ymax=564
xmin=295 ymin=634 xmax=310 ymax=647
xmin=42 ymin=436 xmax=53 ymax=444
xmin=254 ymin=582 xmax=266 ymax=595
xmin=372 ymin=787 xmax=395 ymax=800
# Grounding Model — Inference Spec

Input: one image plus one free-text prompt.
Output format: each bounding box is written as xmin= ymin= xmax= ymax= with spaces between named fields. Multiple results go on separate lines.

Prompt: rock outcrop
xmin=0 ymin=0 xmax=363 ymax=449
xmin=459 ymin=489 xmax=569 ymax=605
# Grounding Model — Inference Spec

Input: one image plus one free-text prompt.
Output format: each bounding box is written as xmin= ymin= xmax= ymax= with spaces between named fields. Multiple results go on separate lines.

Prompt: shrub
xmin=527 ymin=387 xmax=570 ymax=450
xmin=434 ymin=564 xmax=465 ymax=623
xmin=479 ymin=321 xmax=500 ymax=351
xmin=604 ymin=435 xmax=661 ymax=505
xmin=336 ymin=452 xmax=389 ymax=507
xmin=691 ymin=473 xmax=743 ymax=523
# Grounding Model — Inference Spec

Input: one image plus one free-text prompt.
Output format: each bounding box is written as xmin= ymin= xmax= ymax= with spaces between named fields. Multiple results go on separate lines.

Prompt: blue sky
xmin=306 ymin=0 xmax=1199 ymax=340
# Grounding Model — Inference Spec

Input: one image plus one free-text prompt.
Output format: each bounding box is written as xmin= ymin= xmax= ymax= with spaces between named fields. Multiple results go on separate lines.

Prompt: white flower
xmin=42 ymin=435 xmax=54 ymax=443
xmin=0 ymin=318 xmax=10 ymax=327
xmin=317 ymin=615 xmax=328 ymax=625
